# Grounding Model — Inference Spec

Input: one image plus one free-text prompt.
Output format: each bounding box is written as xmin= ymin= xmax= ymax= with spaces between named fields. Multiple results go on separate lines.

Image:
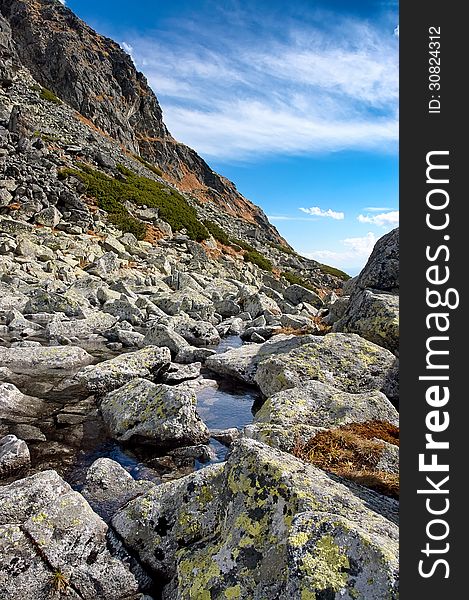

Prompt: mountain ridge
xmin=0 ymin=0 xmax=286 ymax=244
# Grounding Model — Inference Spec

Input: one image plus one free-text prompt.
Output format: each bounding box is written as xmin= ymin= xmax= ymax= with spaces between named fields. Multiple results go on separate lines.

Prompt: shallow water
xmin=0 ymin=334 xmax=260 ymax=487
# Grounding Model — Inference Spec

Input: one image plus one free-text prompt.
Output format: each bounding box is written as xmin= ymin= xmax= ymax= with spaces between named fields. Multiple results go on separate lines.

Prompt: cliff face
xmin=0 ymin=0 xmax=280 ymax=240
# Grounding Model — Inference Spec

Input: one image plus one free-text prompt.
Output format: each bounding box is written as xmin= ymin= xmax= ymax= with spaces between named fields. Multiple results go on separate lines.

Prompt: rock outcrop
xmin=333 ymin=228 xmax=399 ymax=355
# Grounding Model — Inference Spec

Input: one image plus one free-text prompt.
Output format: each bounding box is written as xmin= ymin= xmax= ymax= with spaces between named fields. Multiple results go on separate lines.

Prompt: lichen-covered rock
xmin=0 ymin=470 xmax=139 ymax=599
xmin=23 ymin=289 xmax=87 ymax=317
xmin=153 ymin=290 xmax=215 ymax=320
xmin=284 ymin=284 xmax=323 ymax=308
xmin=173 ymin=318 xmax=221 ymax=347
xmin=254 ymin=333 xmax=399 ymax=405
xmin=334 ymin=289 xmax=399 ymax=355
xmin=0 ymin=345 xmax=94 ymax=375
xmin=0 ymin=434 xmax=30 ymax=478
xmin=242 ymin=292 xmax=282 ymax=319
xmin=81 ymin=458 xmax=153 ymax=522
xmin=112 ymin=463 xmax=224 ymax=580
xmin=45 ymin=312 xmax=118 ymax=339
xmin=161 ymin=361 xmax=201 ymax=384
xmin=154 ymin=439 xmax=399 ymax=599
xmin=100 ymin=377 xmax=209 ymax=448
xmin=73 ymin=345 xmax=171 ymax=394
xmin=251 ymin=381 xmax=398 ymax=451
xmin=143 ymin=324 xmax=189 ymax=356
xmin=205 ymin=334 xmax=317 ymax=385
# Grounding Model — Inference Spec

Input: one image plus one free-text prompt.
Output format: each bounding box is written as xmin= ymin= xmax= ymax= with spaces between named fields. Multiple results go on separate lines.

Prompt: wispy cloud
xmin=363 ymin=206 xmax=395 ymax=212
xmin=299 ymin=206 xmax=344 ymax=220
xmin=357 ymin=210 xmax=399 ymax=227
xmin=123 ymin=9 xmax=398 ymax=161
xmin=305 ymin=232 xmax=378 ymax=271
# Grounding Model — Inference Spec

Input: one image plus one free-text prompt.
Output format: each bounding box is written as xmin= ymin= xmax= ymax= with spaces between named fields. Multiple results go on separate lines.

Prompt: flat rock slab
xmin=252 ymin=380 xmax=398 ymax=451
xmin=0 ymin=345 xmax=94 ymax=375
xmin=0 ymin=470 xmax=138 ymax=599
xmin=254 ymin=333 xmax=399 ymax=405
xmin=71 ymin=345 xmax=171 ymax=394
xmin=205 ymin=334 xmax=317 ymax=385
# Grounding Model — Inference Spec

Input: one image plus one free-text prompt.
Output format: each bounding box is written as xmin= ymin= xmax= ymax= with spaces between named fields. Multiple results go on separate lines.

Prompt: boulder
xmin=0 ymin=346 xmax=93 ymax=375
xmin=102 ymin=298 xmax=146 ymax=326
xmin=45 ymin=312 xmax=118 ymax=339
xmin=284 ymin=284 xmax=323 ymax=308
xmin=205 ymin=334 xmax=318 ymax=385
xmin=100 ymin=378 xmax=209 ymax=448
xmin=81 ymin=458 xmax=153 ymax=522
xmin=112 ymin=463 xmax=225 ymax=581
xmin=0 ymin=434 xmax=30 ymax=478
xmin=334 ymin=289 xmax=399 ymax=354
xmin=173 ymin=319 xmax=221 ymax=347
xmin=242 ymin=292 xmax=281 ymax=319
xmin=0 ymin=470 xmax=138 ymax=599
xmin=254 ymin=333 xmax=398 ymax=404
xmin=251 ymin=380 xmax=398 ymax=451
xmin=356 ymin=228 xmax=399 ymax=292
xmin=144 ymin=324 xmax=189 ymax=356
xmin=34 ymin=206 xmax=62 ymax=228
xmin=113 ymin=438 xmax=398 ymax=599
xmin=23 ymin=289 xmax=87 ymax=317
xmin=0 ymin=383 xmax=46 ymax=421
xmin=73 ymin=346 xmax=171 ymax=394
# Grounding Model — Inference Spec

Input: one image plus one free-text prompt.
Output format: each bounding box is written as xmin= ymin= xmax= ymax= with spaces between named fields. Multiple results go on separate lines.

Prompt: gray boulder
xmin=205 ymin=334 xmax=318 ymax=385
xmin=100 ymin=378 xmax=209 ymax=448
xmin=113 ymin=438 xmax=398 ymax=599
xmin=0 ymin=346 xmax=93 ymax=375
xmin=81 ymin=458 xmax=153 ymax=522
xmin=254 ymin=333 xmax=398 ymax=404
xmin=356 ymin=227 xmax=399 ymax=292
xmin=284 ymin=284 xmax=323 ymax=308
xmin=112 ymin=463 xmax=225 ymax=581
xmin=334 ymin=290 xmax=399 ymax=354
xmin=72 ymin=346 xmax=171 ymax=394
xmin=252 ymin=380 xmax=398 ymax=451
xmin=0 ymin=470 xmax=138 ymax=599
xmin=144 ymin=324 xmax=189 ymax=356
xmin=0 ymin=434 xmax=30 ymax=478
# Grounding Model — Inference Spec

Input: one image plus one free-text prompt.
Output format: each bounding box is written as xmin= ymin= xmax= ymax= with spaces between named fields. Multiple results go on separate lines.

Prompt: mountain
xmin=0 ymin=2 xmax=399 ymax=599
xmin=0 ymin=0 xmax=289 ymax=244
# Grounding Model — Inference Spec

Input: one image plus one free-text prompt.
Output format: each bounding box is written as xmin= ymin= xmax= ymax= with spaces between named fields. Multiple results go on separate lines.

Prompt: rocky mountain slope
xmin=0 ymin=0 xmax=294 ymax=246
xmin=0 ymin=1 xmax=399 ymax=598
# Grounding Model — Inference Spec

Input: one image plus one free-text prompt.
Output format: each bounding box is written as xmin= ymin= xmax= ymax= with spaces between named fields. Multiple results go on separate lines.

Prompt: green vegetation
xmin=244 ymin=250 xmax=273 ymax=271
xmin=61 ymin=164 xmax=209 ymax=241
xmin=230 ymin=238 xmax=256 ymax=252
xmin=39 ymin=87 xmax=62 ymax=105
xmin=203 ymin=220 xmax=230 ymax=245
xmin=132 ymin=154 xmax=163 ymax=177
xmin=267 ymin=241 xmax=297 ymax=256
xmin=281 ymin=270 xmax=315 ymax=290
xmin=319 ymin=263 xmax=351 ymax=281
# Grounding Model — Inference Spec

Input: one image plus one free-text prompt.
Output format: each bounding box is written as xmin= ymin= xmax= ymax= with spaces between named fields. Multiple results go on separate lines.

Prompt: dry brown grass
xmin=292 ymin=420 xmax=399 ymax=499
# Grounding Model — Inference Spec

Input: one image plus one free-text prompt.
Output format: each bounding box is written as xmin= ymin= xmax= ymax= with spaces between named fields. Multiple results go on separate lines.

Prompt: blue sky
xmin=64 ymin=0 xmax=399 ymax=275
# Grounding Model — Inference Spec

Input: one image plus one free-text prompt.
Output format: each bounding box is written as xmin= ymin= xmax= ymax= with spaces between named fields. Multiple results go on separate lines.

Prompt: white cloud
xmin=363 ymin=206 xmax=395 ymax=212
xmin=299 ymin=207 xmax=344 ymax=220
xmin=305 ymin=232 xmax=378 ymax=273
xmin=123 ymin=13 xmax=398 ymax=160
xmin=357 ymin=210 xmax=399 ymax=227
xmin=267 ymin=215 xmax=319 ymax=222
xmin=394 ymin=25 xmax=399 ymax=38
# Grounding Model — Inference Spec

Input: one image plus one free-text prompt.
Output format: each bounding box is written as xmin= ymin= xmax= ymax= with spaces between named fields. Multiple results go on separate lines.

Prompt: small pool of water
xmin=3 ymin=336 xmax=261 ymax=487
